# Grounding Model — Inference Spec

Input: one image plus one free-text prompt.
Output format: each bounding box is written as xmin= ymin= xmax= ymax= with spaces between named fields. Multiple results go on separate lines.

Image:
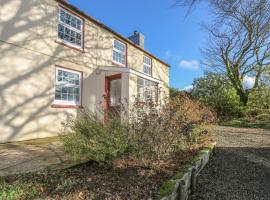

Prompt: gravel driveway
xmin=190 ymin=126 xmax=270 ymax=200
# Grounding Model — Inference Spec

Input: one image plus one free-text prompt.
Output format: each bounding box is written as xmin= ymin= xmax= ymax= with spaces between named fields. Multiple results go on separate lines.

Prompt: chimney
xmin=128 ymin=31 xmax=145 ymax=49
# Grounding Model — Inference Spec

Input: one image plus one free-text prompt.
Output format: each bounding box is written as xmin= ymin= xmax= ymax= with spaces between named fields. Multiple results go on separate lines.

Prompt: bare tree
xmin=176 ymin=0 xmax=270 ymax=105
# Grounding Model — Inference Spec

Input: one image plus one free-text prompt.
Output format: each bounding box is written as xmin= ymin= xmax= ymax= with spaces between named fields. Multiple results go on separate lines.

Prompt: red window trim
xmin=112 ymin=38 xmax=128 ymax=67
xmin=56 ymin=5 xmax=85 ymax=53
xmin=52 ymin=65 xmax=83 ymax=109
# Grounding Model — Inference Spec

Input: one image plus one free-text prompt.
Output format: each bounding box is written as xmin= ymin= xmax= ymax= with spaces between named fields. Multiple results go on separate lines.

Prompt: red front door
xmin=104 ymin=74 xmax=122 ymax=122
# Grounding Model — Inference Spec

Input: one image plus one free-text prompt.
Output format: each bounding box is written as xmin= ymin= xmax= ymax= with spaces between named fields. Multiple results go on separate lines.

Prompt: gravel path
xmin=190 ymin=126 xmax=270 ymax=200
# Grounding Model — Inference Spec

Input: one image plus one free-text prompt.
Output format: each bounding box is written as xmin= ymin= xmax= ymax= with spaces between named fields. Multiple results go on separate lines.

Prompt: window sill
xmin=55 ymin=40 xmax=85 ymax=53
xmin=142 ymin=72 xmax=152 ymax=77
xmin=51 ymin=104 xmax=83 ymax=109
xmin=112 ymin=61 xmax=127 ymax=67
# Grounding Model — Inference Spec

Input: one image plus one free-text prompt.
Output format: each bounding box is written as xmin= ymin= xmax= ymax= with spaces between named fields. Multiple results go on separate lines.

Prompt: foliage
xmin=190 ymin=72 xmax=244 ymax=118
xmin=246 ymin=87 xmax=270 ymax=118
xmin=128 ymin=94 xmax=215 ymax=167
xmin=189 ymin=72 xmax=270 ymax=123
xmin=0 ymin=171 xmax=95 ymax=200
xmin=60 ymin=110 xmax=129 ymax=163
xmin=176 ymin=0 xmax=270 ymax=105
xmin=60 ymin=94 xmax=215 ymax=168
xmin=169 ymin=87 xmax=181 ymax=98
xmin=159 ymin=180 xmax=174 ymax=198
xmin=0 ymin=182 xmax=38 ymax=200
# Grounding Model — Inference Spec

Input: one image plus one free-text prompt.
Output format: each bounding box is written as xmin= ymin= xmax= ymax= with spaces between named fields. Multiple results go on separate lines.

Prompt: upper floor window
xmin=143 ymin=56 xmax=152 ymax=75
xmin=57 ymin=7 xmax=83 ymax=49
xmin=113 ymin=39 xmax=127 ymax=66
xmin=54 ymin=67 xmax=82 ymax=106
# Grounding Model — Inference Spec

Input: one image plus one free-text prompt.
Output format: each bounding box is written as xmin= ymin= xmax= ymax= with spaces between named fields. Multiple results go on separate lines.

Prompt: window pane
xmin=62 ymin=93 xmax=68 ymax=100
xmin=57 ymin=76 xmax=62 ymax=82
xmin=75 ymin=88 xmax=80 ymax=94
xmin=56 ymin=86 xmax=61 ymax=93
xmin=55 ymin=92 xmax=61 ymax=100
xmin=68 ymin=94 xmax=74 ymax=101
xmin=62 ymin=87 xmax=68 ymax=94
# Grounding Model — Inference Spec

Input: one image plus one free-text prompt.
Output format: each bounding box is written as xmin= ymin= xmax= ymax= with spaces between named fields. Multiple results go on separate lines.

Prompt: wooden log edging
xmin=159 ymin=142 xmax=216 ymax=200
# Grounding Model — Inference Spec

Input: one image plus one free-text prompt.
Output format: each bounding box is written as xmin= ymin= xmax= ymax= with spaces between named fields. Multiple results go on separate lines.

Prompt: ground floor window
xmin=137 ymin=77 xmax=158 ymax=102
xmin=54 ymin=67 xmax=82 ymax=106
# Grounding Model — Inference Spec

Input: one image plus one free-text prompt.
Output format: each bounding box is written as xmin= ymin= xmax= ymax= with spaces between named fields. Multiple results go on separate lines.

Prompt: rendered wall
xmin=0 ymin=0 xmax=169 ymax=142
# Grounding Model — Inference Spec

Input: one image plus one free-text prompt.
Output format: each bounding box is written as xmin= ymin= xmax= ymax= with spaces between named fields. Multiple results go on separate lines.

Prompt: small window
xmin=113 ymin=39 xmax=127 ymax=66
xmin=54 ymin=67 xmax=82 ymax=106
xmin=57 ymin=7 xmax=83 ymax=49
xmin=137 ymin=77 xmax=158 ymax=102
xmin=143 ymin=56 xmax=152 ymax=75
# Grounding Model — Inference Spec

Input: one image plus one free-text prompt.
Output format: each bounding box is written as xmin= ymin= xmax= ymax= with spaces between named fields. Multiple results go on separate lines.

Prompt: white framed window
xmin=57 ymin=7 xmax=83 ymax=49
xmin=113 ymin=39 xmax=127 ymax=66
xmin=137 ymin=77 xmax=158 ymax=102
xmin=143 ymin=56 xmax=152 ymax=75
xmin=54 ymin=67 xmax=82 ymax=106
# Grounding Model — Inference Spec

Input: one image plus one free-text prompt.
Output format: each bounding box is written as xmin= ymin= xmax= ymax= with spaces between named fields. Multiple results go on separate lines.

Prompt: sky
xmin=68 ymin=0 xmax=211 ymax=90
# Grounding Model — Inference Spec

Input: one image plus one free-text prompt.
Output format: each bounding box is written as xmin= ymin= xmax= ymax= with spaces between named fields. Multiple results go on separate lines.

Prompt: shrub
xmin=60 ymin=94 xmax=215 ymax=168
xmin=190 ymin=72 xmax=245 ymax=119
xmin=245 ymin=88 xmax=270 ymax=120
xmin=127 ymin=93 xmax=215 ymax=167
xmin=60 ymin=110 xmax=129 ymax=163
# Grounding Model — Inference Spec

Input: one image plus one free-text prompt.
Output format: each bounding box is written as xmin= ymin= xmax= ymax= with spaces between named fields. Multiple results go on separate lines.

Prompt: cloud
xmin=243 ymin=76 xmax=255 ymax=89
xmin=179 ymin=60 xmax=199 ymax=71
xmin=163 ymin=50 xmax=181 ymax=61
xmin=183 ymin=85 xmax=194 ymax=91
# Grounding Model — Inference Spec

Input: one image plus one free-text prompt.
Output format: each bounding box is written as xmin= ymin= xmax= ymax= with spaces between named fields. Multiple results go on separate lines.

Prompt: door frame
xmin=104 ymin=73 xmax=122 ymax=120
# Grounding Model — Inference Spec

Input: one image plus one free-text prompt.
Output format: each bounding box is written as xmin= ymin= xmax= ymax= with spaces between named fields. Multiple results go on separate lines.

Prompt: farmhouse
xmin=0 ymin=0 xmax=170 ymax=143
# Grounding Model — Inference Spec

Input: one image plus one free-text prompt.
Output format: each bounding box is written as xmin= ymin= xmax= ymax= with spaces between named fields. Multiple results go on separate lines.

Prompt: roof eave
xmin=55 ymin=0 xmax=170 ymax=67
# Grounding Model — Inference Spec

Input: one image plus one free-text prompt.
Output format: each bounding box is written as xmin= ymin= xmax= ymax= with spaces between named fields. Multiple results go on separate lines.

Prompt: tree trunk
xmin=238 ymin=91 xmax=249 ymax=106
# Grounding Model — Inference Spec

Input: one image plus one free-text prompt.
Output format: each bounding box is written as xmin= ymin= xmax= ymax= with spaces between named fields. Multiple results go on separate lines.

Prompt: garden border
xmin=159 ymin=142 xmax=216 ymax=200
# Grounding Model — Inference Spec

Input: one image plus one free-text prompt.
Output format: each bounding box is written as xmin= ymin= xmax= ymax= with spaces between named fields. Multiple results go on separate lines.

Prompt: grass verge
xmin=220 ymin=119 xmax=270 ymax=130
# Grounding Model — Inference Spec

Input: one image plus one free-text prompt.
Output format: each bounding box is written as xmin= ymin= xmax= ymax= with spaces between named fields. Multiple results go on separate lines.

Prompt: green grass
xmin=220 ymin=119 xmax=270 ymax=130
xmin=159 ymin=180 xmax=175 ymax=198
xmin=0 ymin=172 xmax=77 ymax=200
xmin=0 ymin=180 xmax=39 ymax=200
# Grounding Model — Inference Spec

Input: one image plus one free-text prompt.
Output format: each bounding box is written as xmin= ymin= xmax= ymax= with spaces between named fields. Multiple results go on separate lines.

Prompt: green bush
xmin=190 ymin=72 xmax=244 ymax=119
xmin=60 ymin=110 xmax=129 ymax=163
xmin=245 ymin=88 xmax=270 ymax=120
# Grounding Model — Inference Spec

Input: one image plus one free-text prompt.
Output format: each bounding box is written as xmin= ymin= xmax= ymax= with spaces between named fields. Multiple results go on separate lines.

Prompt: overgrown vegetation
xmin=188 ymin=72 xmax=270 ymax=128
xmin=175 ymin=0 xmax=270 ymax=129
xmin=61 ymin=94 xmax=215 ymax=169
xmin=0 ymin=94 xmax=215 ymax=200
xmin=176 ymin=0 xmax=270 ymax=106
